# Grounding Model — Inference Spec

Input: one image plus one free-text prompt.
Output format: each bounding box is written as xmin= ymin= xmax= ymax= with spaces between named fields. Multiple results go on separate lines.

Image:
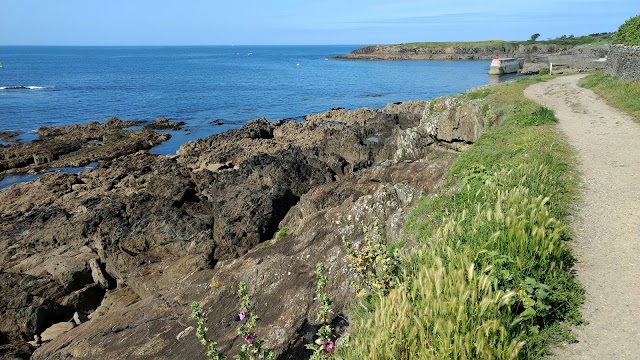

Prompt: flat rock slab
xmin=40 ymin=322 xmax=75 ymax=342
xmin=525 ymin=75 xmax=640 ymax=359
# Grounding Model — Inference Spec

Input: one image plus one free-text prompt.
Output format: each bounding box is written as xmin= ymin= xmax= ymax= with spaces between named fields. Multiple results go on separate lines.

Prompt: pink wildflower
xmin=323 ymin=340 xmax=334 ymax=352
xmin=239 ymin=310 xmax=245 ymax=321
xmin=244 ymin=334 xmax=255 ymax=344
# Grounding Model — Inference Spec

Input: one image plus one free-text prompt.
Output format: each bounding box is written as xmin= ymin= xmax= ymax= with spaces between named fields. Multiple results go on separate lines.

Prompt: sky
xmin=0 ymin=0 xmax=638 ymax=45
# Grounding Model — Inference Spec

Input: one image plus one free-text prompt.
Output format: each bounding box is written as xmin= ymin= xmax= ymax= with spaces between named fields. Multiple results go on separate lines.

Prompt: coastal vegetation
xmin=276 ymin=227 xmax=289 ymax=239
xmin=341 ymin=32 xmax=613 ymax=61
xmin=191 ymin=282 xmax=274 ymax=360
xmin=339 ymin=77 xmax=583 ymax=359
xmin=613 ymin=14 xmax=640 ymax=46
xmin=305 ymin=263 xmax=338 ymax=359
xmin=342 ymin=218 xmax=403 ymax=298
xmin=538 ymin=67 xmax=550 ymax=76
xmin=579 ymin=72 xmax=640 ymax=123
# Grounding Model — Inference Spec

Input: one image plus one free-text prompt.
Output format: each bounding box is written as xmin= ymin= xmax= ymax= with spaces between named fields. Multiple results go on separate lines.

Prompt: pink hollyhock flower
xmin=323 ymin=340 xmax=334 ymax=351
xmin=245 ymin=334 xmax=255 ymax=344
xmin=239 ymin=310 xmax=245 ymax=321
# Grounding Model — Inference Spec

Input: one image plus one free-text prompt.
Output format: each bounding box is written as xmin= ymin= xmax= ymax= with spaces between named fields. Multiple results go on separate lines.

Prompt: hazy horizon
xmin=1 ymin=0 xmax=638 ymax=46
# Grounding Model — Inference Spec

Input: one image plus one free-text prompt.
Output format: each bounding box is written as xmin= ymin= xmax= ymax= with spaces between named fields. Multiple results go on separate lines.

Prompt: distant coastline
xmin=337 ymin=43 xmax=609 ymax=61
xmin=337 ymin=34 xmax=613 ymax=61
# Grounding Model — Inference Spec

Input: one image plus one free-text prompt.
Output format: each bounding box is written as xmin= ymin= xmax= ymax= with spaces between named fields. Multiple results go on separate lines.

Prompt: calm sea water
xmin=0 ymin=46 xmax=516 ymax=153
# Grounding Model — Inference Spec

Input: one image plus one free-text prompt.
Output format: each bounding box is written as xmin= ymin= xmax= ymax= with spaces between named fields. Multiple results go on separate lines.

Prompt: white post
xmin=550 ymin=62 xmax=553 ymax=75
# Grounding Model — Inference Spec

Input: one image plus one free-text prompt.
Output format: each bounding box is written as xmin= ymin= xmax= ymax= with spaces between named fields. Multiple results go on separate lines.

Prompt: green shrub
xmin=343 ymin=219 xmax=402 ymax=299
xmin=614 ymin=15 xmax=640 ymax=45
xmin=539 ymin=67 xmax=550 ymax=75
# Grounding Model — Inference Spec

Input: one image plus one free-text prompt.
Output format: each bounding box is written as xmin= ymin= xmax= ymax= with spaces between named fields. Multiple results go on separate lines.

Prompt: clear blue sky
xmin=1 ymin=0 xmax=638 ymax=45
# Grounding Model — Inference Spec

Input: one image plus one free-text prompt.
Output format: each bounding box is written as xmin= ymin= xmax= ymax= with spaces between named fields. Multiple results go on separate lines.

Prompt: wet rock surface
xmin=0 ymin=117 xmax=170 ymax=178
xmin=144 ymin=117 xmax=186 ymax=130
xmin=0 ymin=131 xmax=20 ymax=144
xmin=0 ymin=96 xmax=490 ymax=359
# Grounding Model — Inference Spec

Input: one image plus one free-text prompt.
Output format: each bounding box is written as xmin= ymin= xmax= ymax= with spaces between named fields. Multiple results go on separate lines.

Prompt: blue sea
xmin=0 ymin=45 xmax=517 ymax=154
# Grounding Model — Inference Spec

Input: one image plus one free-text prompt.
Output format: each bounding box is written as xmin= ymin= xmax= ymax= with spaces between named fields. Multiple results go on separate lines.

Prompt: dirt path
xmin=525 ymin=75 xmax=640 ymax=359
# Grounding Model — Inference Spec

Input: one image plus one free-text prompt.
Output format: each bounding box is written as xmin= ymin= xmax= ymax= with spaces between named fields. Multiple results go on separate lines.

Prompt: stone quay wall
xmin=606 ymin=45 xmax=640 ymax=82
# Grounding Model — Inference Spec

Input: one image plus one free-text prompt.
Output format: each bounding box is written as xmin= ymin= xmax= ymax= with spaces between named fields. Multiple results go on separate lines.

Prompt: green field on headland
xmin=340 ymin=77 xmax=584 ymax=359
xmin=403 ymin=33 xmax=614 ymax=49
xmin=340 ymin=32 xmax=613 ymax=61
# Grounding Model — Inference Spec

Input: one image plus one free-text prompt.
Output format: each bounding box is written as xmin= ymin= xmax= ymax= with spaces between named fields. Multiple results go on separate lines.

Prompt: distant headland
xmin=337 ymin=32 xmax=614 ymax=61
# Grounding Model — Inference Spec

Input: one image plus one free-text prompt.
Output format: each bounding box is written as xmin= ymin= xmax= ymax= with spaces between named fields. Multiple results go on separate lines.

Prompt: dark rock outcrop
xmin=0 ymin=343 xmax=34 ymax=360
xmin=0 ymin=272 xmax=73 ymax=343
xmin=0 ymin=131 xmax=19 ymax=144
xmin=145 ymin=118 xmax=186 ymax=130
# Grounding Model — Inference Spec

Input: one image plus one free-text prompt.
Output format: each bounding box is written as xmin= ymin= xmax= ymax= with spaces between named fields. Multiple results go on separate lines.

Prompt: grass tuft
xmin=276 ymin=227 xmax=289 ymax=239
xmin=511 ymin=106 xmax=557 ymax=127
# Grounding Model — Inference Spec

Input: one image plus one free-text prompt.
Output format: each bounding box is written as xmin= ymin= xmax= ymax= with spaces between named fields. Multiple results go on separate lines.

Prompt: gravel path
xmin=525 ymin=75 xmax=640 ymax=359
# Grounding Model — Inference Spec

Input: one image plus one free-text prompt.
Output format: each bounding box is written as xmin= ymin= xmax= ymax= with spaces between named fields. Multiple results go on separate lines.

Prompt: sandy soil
xmin=525 ymin=75 xmax=640 ymax=359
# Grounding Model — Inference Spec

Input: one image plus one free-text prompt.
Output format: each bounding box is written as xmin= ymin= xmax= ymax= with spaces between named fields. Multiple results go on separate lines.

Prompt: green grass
xmin=579 ymin=71 xmax=640 ymax=123
xmin=460 ymin=88 xmax=491 ymax=101
xmin=403 ymin=40 xmax=523 ymax=49
xmin=402 ymin=33 xmax=613 ymax=49
xmin=276 ymin=227 xmax=289 ymax=239
xmin=340 ymin=77 xmax=583 ymax=359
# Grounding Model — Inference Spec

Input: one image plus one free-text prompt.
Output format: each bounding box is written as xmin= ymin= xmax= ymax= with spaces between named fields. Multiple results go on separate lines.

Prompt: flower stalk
xmin=306 ymin=262 xmax=336 ymax=359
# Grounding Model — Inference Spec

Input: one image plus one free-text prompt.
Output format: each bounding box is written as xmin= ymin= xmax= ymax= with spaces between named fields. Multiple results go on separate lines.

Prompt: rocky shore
xmin=0 ymin=117 xmax=174 ymax=178
xmin=0 ymin=96 xmax=492 ymax=359
xmin=0 ymin=131 xmax=20 ymax=144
